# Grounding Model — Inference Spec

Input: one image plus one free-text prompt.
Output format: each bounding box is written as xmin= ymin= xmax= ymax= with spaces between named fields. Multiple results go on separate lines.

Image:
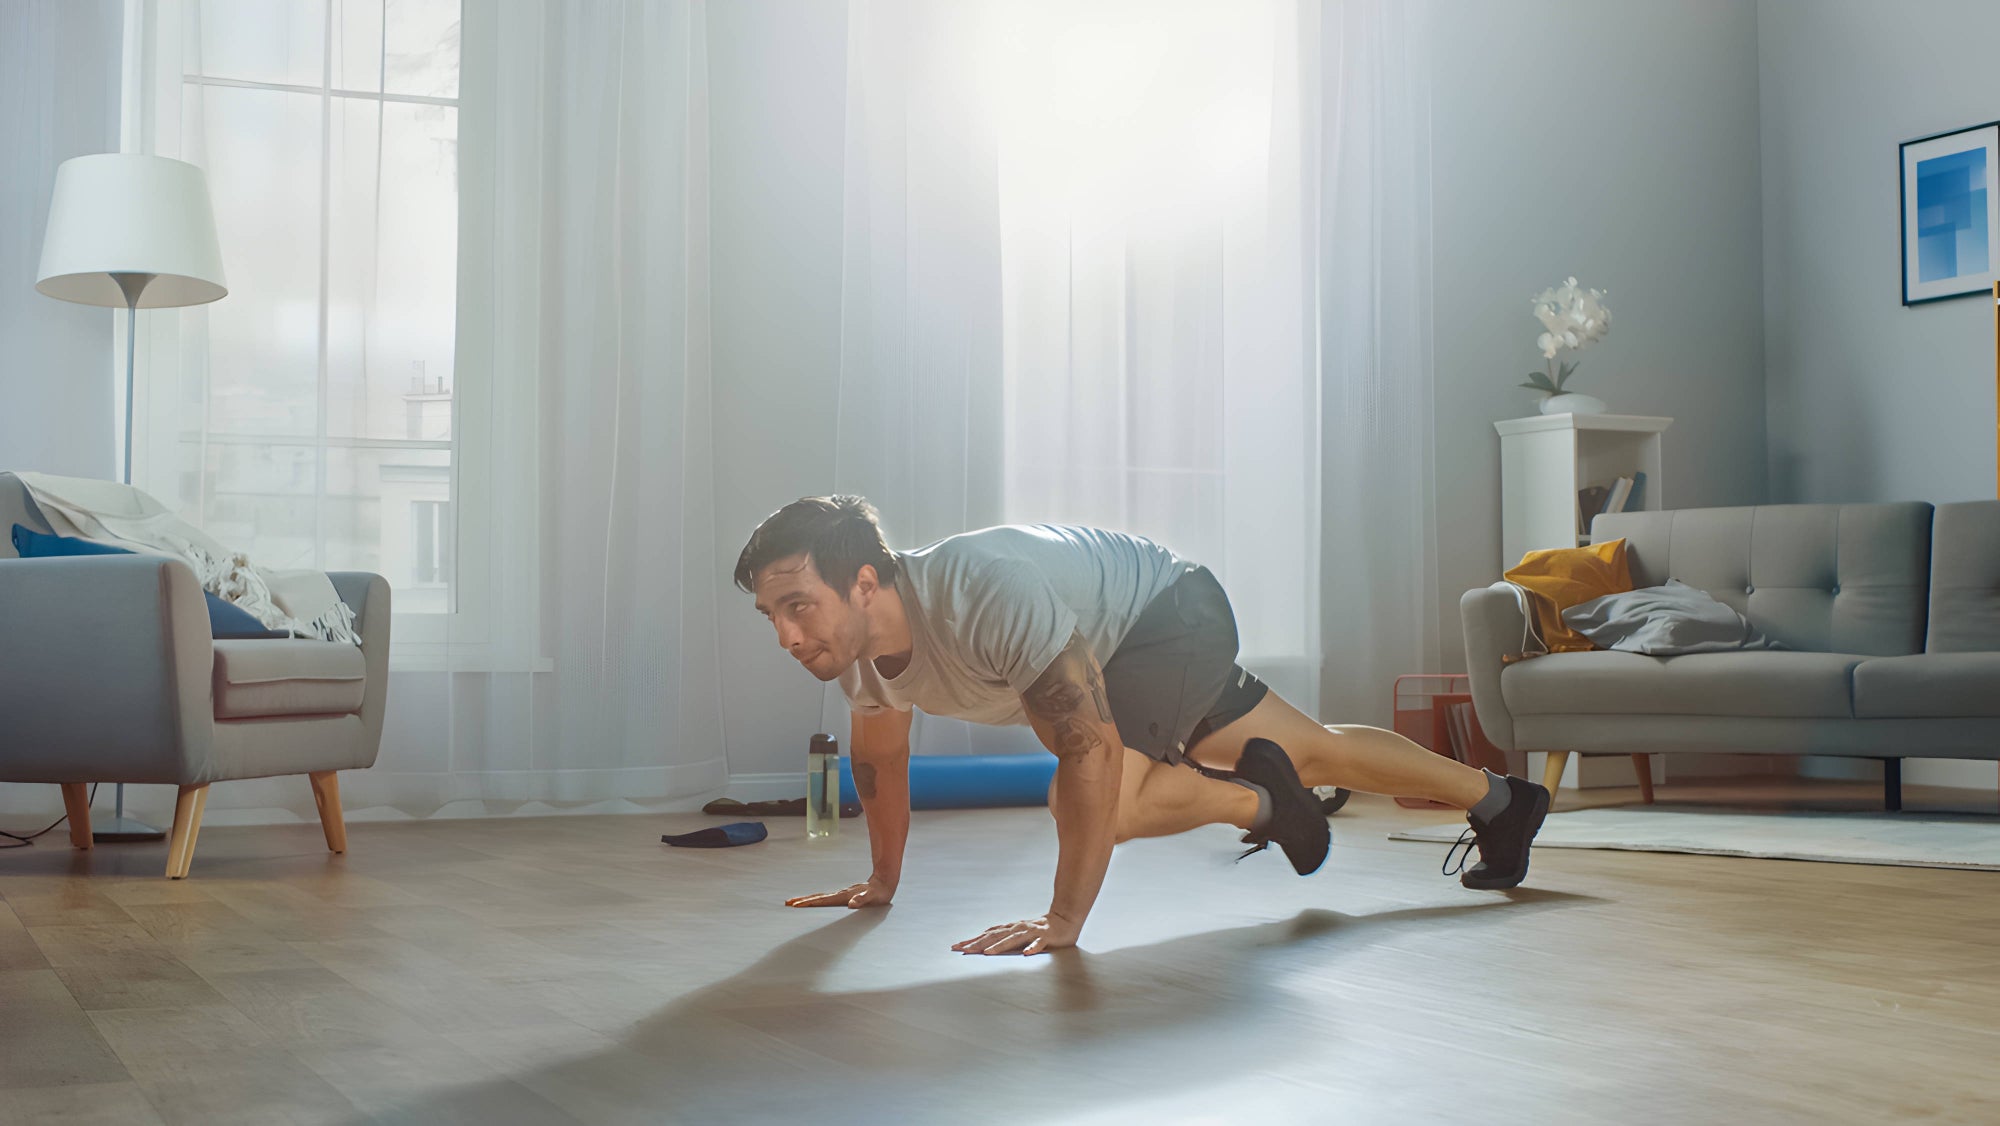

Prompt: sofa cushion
xmin=1853 ymin=653 xmax=2000 ymax=718
xmin=1501 ymin=650 xmax=1862 ymax=718
xmin=212 ymin=639 xmax=366 ymax=719
xmin=1592 ymin=503 xmax=1931 ymax=655
xmin=1928 ymin=501 xmax=2000 ymax=653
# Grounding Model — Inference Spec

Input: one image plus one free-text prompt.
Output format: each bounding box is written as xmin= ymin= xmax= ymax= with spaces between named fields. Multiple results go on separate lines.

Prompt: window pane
xmin=327 ymin=98 xmax=458 ymax=441
xmin=331 ymin=0 xmax=384 ymax=93
xmin=326 ymin=446 xmax=452 ymax=614
xmin=330 ymin=0 xmax=457 ymax=98
xmin=188 ymin=442 xmax=321 ymax=571
xmin=385 ymin=0 xmax=460 ymax=99
xmin=186 ymin=0 xmax=326 ymax=88
xmin=182 ymin=84 xmax=322 ymax=438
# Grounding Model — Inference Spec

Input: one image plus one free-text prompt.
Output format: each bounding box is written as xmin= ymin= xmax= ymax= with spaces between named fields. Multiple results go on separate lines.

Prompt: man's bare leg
xmin=1187 ymin=691 xmax=1490 ymax=810
xmin=1051 ymin=748 xmax=1261 ymax=841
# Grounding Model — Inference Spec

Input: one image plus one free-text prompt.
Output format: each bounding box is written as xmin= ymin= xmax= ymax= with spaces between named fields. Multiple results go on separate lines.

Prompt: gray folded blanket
xmin=1562 ymin=579 xmax=1780 ymax=655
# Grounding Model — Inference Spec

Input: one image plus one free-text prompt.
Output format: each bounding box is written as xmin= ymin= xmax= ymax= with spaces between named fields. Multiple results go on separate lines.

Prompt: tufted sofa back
xmin=1927 ymin=501 xmax=2000 ymax=653
xmin=1591 ymin=503 xmax=1933 ymax=655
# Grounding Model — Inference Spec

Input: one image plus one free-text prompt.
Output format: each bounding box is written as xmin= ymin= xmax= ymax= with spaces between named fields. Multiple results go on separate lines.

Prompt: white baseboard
xmin=722 ymin=772 xmax=814 ymax=802
xmin=1803 ymin=757 xmax=2000 ymax=790
xmin=1526 ymin=751 xmax=1801 ymax=790
xmin=1664 ymin=754 xmax=1803 ymax=781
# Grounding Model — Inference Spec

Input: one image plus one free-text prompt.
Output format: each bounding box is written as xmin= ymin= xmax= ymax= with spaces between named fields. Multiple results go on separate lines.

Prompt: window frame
xmin=124 ymin=0 xmax=539 ymax=672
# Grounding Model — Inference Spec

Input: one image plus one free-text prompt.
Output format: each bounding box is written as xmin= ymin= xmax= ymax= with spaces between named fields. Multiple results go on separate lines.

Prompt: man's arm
xmin=953 ymin=630 xmax=1123 ymax=954
xmin=784 ymin=707 xmax=912 ymax=909
xmin=852 ymin=708 xmax=913 ymax=897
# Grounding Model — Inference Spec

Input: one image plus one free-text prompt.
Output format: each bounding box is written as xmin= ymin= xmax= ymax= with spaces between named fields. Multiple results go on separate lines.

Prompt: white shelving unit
xmin=1494 ymin=412 xmax=1672 ymax=792
xmin=1495 ymin=412 xmax=1672 ymax=571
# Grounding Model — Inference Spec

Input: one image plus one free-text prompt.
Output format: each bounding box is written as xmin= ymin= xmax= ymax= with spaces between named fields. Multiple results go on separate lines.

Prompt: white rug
xmin=1388 ymin=806 xmax=2000 ymax=871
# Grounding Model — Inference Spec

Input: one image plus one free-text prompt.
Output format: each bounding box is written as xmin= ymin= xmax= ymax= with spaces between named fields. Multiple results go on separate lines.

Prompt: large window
xmin=135 ymin=0 xmax=462 ymax=622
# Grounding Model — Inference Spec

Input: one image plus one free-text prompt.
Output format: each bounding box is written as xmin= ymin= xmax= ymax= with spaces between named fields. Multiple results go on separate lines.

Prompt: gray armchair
xmin=0 ymin=471 xmax=389 ymax=876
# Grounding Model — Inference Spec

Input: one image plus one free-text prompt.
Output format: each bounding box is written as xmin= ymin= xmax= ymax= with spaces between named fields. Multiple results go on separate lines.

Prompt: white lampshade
xmin=36 ymin=153 xmax=227 ymax=308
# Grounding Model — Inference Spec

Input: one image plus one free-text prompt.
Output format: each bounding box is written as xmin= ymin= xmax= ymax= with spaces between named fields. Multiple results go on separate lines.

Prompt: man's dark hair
xmin=733 ymin=495 xmax=900 ymax=598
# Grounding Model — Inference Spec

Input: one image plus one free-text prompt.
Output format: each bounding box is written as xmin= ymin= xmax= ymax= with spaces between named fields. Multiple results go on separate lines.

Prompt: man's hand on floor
xmin=952 ymin=913 xmax=1080 ymax=956
xmin=784 ymin=879 xmax=894 ymax=909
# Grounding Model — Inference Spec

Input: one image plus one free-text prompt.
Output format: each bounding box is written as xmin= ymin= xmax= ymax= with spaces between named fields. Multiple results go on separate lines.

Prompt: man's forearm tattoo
xmin=854 ymin=761 xmax=878 ymax=800
xmin=1025 ymin=633 xmax=1115 ymax=763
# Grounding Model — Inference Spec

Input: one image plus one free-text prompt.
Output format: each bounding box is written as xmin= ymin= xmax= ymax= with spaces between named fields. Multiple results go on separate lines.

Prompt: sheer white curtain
xmin=831 ymin=0 xmax=1327 ymax=727
xmin=994 ymin=0 xmax=1322 ymax=713
xmin=831 ymin=0 xmax=1434 ymax=733
xmin=824 ymin=0 xmax=1014 ymax=754
xmin=420 ymin=0 xmax=724 ymax=810
xmin=128 ymin=0 xmax=723 ymax=819
xmin=1317 ymin=0 xmax=1437 ymax=725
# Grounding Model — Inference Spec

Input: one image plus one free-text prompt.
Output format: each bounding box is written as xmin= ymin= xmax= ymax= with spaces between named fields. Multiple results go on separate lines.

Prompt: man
xmin=737 ymin=496 xmax=1548 ymax=956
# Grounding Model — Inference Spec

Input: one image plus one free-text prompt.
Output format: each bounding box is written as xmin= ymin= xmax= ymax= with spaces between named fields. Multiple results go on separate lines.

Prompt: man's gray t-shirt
xmin=839 ymin=524 xmax=1192 ymax=726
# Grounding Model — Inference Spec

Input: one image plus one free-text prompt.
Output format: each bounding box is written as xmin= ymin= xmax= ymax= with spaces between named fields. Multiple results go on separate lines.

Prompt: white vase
xmin=1540 ymin=392 xmax=1608 ymax=416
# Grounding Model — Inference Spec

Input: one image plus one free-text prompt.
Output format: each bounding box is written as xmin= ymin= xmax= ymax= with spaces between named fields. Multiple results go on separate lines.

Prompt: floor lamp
xmin=35 ymin=153 xmax=227 ymax=842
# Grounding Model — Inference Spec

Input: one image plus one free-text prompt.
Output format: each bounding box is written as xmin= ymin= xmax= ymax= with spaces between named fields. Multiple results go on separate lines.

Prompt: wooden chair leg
xmin=1541 ymin=751 xmax=1570 ymax=800
xmin=60 ymin=784 xmax=92 ymax=850
xmin=184 ymin=787 xmax=209 ymax=874
xmin=1631 ymin=754 xmax=1655 ymax=804
xmin=166 ymin=784 xmax=209 ymax=879
xmin=309 ymin=771 xmax=347 ymax=854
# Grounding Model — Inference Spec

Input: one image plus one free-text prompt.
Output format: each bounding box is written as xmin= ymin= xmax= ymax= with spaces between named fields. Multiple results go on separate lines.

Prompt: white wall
xmin=1760 ymin=0 xmax=2000 ymax=791
xmin=0 ymin=0 xmax=121 ymax=480
xmin=1760 ymin=0 xmax=1999 ymax=506
xmin=1430 ymin=0 xmax=1769 ymax=675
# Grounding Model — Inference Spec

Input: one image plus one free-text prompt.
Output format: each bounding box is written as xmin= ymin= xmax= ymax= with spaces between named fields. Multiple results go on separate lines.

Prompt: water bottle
xmin=806 ymin=734 xmax=839 ymax=839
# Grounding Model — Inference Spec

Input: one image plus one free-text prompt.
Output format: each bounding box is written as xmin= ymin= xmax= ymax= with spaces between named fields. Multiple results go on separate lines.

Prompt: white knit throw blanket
xmin=15 ymin=471 xmax=361 ymax=645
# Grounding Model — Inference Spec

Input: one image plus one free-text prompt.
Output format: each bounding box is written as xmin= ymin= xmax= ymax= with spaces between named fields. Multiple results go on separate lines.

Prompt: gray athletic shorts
xmin=1101 ymin=565 xmax=1269 ymax=767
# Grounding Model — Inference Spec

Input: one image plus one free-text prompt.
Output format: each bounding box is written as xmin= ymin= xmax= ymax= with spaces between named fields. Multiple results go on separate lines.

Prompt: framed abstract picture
xmin=1901 ymin=122 xmax=2000 ymax=305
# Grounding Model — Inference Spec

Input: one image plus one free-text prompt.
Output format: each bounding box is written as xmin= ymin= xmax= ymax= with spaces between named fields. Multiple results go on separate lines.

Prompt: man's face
xmin=751 ymin=554 xmax=870 ymax=682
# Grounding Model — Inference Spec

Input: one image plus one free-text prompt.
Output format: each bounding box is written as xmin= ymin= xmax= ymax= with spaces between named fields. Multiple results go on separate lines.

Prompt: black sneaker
xmin=1232 ymin=738 xmax=1331 ymax=876
xmin=1444 ymin=775 xmax=1550 ymax=890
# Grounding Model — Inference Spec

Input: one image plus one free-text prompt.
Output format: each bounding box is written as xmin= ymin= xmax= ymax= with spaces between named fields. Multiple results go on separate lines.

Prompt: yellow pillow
xmin=1503 ymin=538 xmax=1633 ymax=653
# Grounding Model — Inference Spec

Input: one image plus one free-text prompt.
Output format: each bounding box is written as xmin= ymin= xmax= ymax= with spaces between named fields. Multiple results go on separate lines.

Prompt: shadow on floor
xmin=367 ymin=889 xmax=1592 ymax=1124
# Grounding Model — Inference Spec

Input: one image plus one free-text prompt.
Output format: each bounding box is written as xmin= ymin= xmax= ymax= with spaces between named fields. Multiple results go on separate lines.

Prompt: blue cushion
xmin=11 ymin=524 xmax=289 ymax=639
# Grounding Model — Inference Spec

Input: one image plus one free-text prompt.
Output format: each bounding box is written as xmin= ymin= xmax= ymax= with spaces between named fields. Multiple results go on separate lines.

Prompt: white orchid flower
xmin=1522 ymin=276 xmax=1611 ymax=395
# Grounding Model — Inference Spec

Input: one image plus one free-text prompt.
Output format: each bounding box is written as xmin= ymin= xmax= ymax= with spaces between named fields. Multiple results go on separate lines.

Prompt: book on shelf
xmin=1577 ymin=484 xmax=1611 ymax=534
xmin=1626 ymin=470 xmax=1647 ymax=512
xmin=1605 ymin=476 xmax=1633 ymax=515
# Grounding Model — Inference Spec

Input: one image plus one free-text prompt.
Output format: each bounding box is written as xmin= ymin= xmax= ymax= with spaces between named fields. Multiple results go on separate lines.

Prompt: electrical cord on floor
xmin=0 ymin=783 xmax=97 ymax=848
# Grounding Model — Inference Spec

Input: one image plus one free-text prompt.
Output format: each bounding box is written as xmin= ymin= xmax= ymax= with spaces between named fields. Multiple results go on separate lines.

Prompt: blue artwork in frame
xmin=1902 ymin=122 xmax=2000 ymax=305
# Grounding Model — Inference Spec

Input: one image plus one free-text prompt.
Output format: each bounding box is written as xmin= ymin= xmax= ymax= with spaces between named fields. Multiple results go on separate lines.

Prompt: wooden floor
xmin=3 ymin=779 xmax=1999 ymax=1125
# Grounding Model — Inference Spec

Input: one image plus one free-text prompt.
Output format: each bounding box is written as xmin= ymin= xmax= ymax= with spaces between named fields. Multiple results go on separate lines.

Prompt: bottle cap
xmin=810 ymin=733 xmax=837 ymax=754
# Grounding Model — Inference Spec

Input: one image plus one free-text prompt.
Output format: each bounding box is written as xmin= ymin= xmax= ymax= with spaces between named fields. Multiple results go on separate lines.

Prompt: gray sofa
xmin=1461 ymin=501 xmax=2000 ymax=807
xmin=0 ymin=472 xmax=390 ymax=875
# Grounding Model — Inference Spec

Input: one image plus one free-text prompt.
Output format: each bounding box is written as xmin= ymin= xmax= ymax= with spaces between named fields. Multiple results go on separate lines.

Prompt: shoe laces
xmin=1443 ymin=823 xmax=1486 ymax=876
xmin=1236 ymin=832 xmax=1270 ymax=863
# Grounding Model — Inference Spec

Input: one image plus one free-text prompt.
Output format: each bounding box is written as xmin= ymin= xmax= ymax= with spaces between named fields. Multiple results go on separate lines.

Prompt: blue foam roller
xmin=837 ymin=754 xmax=1058 ymax=810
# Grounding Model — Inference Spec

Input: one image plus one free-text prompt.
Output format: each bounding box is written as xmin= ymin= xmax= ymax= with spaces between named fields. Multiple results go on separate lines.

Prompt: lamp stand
xmin=93 ymin=272 xmax=168 ymax=844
